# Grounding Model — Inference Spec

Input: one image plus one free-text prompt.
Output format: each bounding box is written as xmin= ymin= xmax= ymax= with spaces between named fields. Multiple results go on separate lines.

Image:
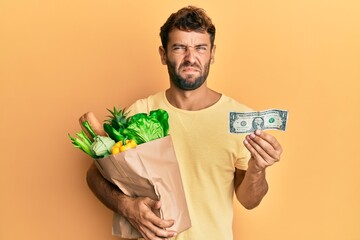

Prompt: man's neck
xmin=166 ymin=85 xmax=221 ymax=111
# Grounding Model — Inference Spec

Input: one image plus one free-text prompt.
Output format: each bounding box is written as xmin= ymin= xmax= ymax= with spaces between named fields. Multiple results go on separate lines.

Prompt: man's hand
xmin=123 ymin=197 xmax=177 ymax=240
xmin=87 ymin=164 xmax=177 ymax=239
xmin=244 ymin=130 xmax=283 ymax=172
xmin=235 ymin=130 xmax=283 ymax=209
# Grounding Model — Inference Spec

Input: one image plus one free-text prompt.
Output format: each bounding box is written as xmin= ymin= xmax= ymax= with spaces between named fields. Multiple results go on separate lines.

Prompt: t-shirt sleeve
xmin=234 ymin=143 xmax=251 ymax=170
xmin=126 ymin=98 xmax=149 ymax=117
xmin=232 ymin=102 xmax=253 ymax=170
xmin=127 ymin=92 xmax=164 ymax=117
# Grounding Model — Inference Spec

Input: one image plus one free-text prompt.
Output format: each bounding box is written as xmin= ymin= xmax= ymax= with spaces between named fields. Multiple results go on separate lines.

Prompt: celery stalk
xmin=68 ymin=131 xmax=96 ymax=158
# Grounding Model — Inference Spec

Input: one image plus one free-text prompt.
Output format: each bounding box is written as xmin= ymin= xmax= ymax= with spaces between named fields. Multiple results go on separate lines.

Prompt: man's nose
xmin=184 ymin=47 xmax=196 ymax=63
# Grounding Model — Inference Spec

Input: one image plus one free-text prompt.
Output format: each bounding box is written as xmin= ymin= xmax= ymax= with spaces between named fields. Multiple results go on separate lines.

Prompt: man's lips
xmin=181 ymin=67 xmax=200 ymax=73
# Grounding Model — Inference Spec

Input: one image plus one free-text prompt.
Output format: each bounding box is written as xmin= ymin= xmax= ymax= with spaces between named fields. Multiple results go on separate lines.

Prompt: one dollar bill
xmin=229 ymin=109 xmax=288 ymax=134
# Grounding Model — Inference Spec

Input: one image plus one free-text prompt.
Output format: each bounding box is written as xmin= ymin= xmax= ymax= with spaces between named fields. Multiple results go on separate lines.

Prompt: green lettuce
xmin=123 ymin=109 xmax=169 ymax=144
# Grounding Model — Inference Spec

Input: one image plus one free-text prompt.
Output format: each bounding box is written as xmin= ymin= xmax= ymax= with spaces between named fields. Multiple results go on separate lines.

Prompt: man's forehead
xmin=168 ymin=29 xmax=211 ymax=45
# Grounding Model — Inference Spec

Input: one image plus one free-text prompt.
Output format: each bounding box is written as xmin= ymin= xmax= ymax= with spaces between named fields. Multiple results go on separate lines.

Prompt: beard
xmin=166 ymin=60 xmax=211 ymax=91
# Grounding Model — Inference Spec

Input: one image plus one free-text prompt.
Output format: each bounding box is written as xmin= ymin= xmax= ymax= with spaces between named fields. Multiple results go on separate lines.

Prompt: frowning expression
xmin=159 ymin=30 xmax=216 ymax=90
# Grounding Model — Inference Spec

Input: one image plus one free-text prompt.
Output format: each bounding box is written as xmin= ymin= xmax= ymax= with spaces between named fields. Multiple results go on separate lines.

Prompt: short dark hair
xmin=160 ymin=6 xmax=216 ymax=51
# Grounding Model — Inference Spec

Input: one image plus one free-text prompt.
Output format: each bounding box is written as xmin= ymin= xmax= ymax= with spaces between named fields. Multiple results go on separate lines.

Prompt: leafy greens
xmin=122 ymin=109 xmax=170 ymax=144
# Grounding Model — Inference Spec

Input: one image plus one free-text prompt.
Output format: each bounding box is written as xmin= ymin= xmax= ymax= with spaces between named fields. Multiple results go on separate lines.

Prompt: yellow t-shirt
xmin=126 ymin=91 xmax=252 ymax=240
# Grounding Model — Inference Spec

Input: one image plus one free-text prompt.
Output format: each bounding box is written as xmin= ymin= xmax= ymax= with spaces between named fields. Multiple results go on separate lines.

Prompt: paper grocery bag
xmin=93 ymin=135 xmax=191 ymax=239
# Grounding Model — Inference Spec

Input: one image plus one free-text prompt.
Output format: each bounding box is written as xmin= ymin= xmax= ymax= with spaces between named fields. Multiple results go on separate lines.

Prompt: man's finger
xmin=252 ymin=131 xmax=282 ymax=160
xmin=246 ymin=135 xmax=274 ymax=163
xmin=143 ymin=198 xmax=176 ymax=231
xmin=255 ymin=130 xmax=283 ymax=152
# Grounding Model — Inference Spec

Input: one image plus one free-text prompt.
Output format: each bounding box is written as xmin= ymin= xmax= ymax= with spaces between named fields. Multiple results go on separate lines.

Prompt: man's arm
xmin=86 ymin=163 xmax=177 ymax=240
xmin=234 ymin=168 xmax=268 ymax=209
xmin=234 ymin=130 xmax=282 ymax=209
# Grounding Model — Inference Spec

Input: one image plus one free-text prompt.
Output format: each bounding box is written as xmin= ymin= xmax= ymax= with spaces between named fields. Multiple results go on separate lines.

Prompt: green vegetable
xmin=123 ymin=109 xmax=170 ymax=144
xmin=127 ymin=113 xmax=147 ymax=125
xmin=82 ymin=121 xmax=97 ymax=139
xmin=69 ymin=120 xmax=115 ymax=158
xmin=149 ymin=109 xmax=169 ymax=136
xmin=124 ymin=118 xmax=164 ymax=144
xmin=91 ymin=135 xmax=115 ymax=157
xmin=81 ymin=121 xmax=115 ymax=157
xmin=103 ymin=123 xmax=124 ymax=142
xmin=68 ymin=131 xmax=96 ymax=158
xmin=70 ymin=108 xmax=170 ymax=158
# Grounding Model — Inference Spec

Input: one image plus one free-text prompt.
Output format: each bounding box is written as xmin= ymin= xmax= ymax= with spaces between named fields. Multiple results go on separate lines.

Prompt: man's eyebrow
xmin=196 ymin=43 xmax=209 ymax=46
xmin=171 ymin=43 xmax=209 ymax=47
xmin=172 ymin=43 xmax=187 ymax=47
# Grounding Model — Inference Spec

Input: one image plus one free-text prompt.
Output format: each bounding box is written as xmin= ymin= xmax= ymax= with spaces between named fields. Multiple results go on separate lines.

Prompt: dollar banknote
xmin=229 ymin=109 xmax=288 ymax=134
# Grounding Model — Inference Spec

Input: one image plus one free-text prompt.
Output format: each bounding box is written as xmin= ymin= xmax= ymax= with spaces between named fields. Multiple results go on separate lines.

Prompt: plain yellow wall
xmin=1 ymin=0 xmax=359 ymax=239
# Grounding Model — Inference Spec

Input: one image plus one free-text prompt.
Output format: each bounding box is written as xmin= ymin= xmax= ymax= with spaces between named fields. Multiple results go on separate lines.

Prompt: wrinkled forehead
xmin=167 ymin=29 xmax=211 ymax=46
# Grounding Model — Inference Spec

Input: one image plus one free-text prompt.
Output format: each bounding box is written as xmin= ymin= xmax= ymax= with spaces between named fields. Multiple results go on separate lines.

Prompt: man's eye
xmin=196 ymin=46 xmax=207 ymax=52
xmin=173 ymin=46 xmax=186 ymax=52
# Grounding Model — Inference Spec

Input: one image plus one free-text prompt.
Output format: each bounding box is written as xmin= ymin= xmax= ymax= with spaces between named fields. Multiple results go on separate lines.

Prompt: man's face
xmin=159 ymin=30 xmax=216 ymax=90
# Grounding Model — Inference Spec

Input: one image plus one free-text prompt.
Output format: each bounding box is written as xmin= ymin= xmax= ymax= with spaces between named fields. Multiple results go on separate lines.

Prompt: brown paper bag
xmin=93 ymin=135 xmax=191 ymax=239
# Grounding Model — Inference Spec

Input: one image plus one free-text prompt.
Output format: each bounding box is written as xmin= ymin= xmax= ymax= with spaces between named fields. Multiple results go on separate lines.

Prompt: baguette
xmin=79 ymin=112 xmax=107 ymax=140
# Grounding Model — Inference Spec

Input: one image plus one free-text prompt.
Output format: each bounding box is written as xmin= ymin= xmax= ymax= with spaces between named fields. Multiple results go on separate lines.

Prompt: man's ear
xmin=159 ymin=46 xmax=167 ymax=65
xmin=210 ymin=44 xmax=216 ymax=64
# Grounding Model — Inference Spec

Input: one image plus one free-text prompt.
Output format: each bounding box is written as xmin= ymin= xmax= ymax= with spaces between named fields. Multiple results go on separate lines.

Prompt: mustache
xmin=180 ymin=62 xmax=201 ymax=70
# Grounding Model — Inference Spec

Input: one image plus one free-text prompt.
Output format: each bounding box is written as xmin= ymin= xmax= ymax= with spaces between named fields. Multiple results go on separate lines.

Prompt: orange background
xmin=1 ymin=0 xmax=359 ymax=239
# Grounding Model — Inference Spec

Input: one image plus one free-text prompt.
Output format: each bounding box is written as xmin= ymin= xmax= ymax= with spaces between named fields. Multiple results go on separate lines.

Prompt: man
xmin=87 ymin=6 xmax=283 ymax=240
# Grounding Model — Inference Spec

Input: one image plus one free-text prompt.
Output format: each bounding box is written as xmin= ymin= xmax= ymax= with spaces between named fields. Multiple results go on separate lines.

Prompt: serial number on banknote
xmin=229 ymin=109 xmax=288 ymax=134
